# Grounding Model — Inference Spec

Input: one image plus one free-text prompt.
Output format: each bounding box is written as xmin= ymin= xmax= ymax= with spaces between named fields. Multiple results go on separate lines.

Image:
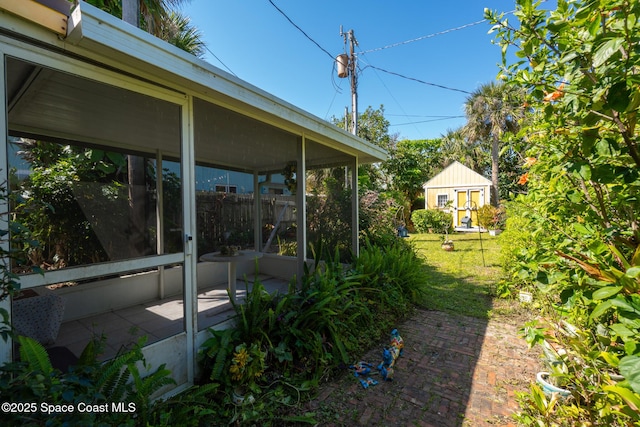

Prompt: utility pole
xmin=337 ymin=27 xmax=358 ymax=136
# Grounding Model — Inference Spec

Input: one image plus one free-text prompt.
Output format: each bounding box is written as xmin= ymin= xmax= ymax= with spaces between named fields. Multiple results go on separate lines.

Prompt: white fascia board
xmin=73 ymin=3 xmax=386 ymax=163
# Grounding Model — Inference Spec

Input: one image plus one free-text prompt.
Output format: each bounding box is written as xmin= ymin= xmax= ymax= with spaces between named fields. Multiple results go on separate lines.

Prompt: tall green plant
xmin=354 ymin=237 xmax=428 ymax=312
xmin=195 ymin=229 xmax=426 ymax=424
xmin=290 ymin=249 xmax=369 ymax=369
xmin=487 ymin=0 xmax=640 ymax=423
xmin=306 ymin=176 xmax=353 ymax=263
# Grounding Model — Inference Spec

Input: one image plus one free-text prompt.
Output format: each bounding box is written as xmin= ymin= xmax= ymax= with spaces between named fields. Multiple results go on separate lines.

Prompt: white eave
xmin=59 ymin=2 xmax=386 ymax=165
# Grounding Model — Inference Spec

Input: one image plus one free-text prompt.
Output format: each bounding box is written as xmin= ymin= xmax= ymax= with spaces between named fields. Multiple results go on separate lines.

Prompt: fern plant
xmin=17 ymin=335 xmax=53 ymax=375
xmin=1 ymin=334 xmax=176 ymax=426
xmin=0 ymin=181 xmax=42 ymax=342
xmin=199 ymin=327 xmax=239 ymax=385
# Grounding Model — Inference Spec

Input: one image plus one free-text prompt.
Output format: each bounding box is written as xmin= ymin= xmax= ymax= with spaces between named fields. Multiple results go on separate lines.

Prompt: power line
xmin=357 ymin=55 xmax=424 ymax=138
xmin=391 ymin=116 xmax=465 ymax=126
xmin=204 ymin=45 xmax=238 ymax=77
xmin=361 ymin=19 xmax=487 ymax=53
xmin=360 ymin=11 xmax=515 ymax=54
xmin=324 ymin=67 xmax=345 ymax=120
xmin=267 ymin=0 xmax=335 ymax=60
xmin=362 ymin=65 xmax=472 ymax=94
xmin=264 ymin=0 xmax=477 ymax=129
xmin=265 ymin=0 xmax=353 ymax=126
xmin=387 ymin=114 xmax=463 ymax=118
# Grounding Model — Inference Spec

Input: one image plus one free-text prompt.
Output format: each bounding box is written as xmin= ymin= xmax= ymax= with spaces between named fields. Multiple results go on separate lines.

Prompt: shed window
xmin=437 ymin=194 xmax=449 ymax=208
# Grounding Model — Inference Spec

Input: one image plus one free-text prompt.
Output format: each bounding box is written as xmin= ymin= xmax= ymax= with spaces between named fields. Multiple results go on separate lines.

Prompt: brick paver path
xmin=302 ymin=309 xmax=542 ymax=426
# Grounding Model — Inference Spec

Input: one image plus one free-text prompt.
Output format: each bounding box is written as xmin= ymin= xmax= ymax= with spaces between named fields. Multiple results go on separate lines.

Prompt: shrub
xmin=411 ymin=196 xmax=425 ymax=212
xmin=196 ymin=237 xmax=427 ymax=424
xmin=306 ymin=177 xmax=352 ymax=263
xmin=354 ymin=237 xmax=429 ymax=311
xmin=359 ymin=190 xmax=399 ymax=248
xmin=411 ymin=209 xmax=452 ymax=234
xmin=488 ymin=0 xmax=640 ymax=423
xmin=0 ymin=335 xmax=175 ymax=426
xmin=477 ymin=204 xmax=506 ymax=230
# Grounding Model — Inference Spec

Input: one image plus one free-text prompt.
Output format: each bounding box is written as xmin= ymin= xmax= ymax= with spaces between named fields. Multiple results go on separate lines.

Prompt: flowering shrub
xmin=488 ymin=0 xmax=640 ymax=424
xmin=229 ymin=343 xmax=265 ymax=386
xmin=477 ymin=204 xmax=505 ymax=230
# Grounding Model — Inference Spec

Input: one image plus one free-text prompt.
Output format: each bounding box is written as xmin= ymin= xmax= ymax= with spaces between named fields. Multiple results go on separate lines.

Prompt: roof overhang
xmin=0 ymin=2 xmax=386 ymax=172
xmin=0 ymin=0 xmax=70 ymax=36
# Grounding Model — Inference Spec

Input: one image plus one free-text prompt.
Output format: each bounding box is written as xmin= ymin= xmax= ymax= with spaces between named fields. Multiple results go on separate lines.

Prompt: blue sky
xmin=180 ymin=1 xmax=516 ymax=141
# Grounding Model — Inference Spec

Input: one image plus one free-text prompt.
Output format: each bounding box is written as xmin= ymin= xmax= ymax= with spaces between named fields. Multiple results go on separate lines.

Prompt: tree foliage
xmin=84 ymin=0 xmax=205 ymax=56
xmin=463 ymin=81 xmax=526 ymax=205
xmin=438 ymin=124 xmax=526 ymax=202
xmin=12 ymin=139 xmax=182 ymax=268
xmin=439 ymin=127 xmax=488 ymax=173
xmin=487 ymin=0 xmax=640 ymax=423
xmin=382 ymin=138 xmax=442 ymax=206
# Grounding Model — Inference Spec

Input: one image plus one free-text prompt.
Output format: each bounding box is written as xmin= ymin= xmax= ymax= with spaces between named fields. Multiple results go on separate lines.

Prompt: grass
xmin=409 ymin=231 xmax=505 ymax=319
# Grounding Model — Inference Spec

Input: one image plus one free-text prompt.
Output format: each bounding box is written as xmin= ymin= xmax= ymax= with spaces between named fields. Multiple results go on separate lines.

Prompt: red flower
xmin=518 ymin=172 xmax=529 ymax=185
xmin=543 ymin=83 xmax=565 ymax=102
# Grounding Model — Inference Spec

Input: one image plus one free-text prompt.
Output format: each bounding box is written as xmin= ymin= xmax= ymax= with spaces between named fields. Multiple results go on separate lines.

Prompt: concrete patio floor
xmin=50 ymin=274 xmax=289 ymax=361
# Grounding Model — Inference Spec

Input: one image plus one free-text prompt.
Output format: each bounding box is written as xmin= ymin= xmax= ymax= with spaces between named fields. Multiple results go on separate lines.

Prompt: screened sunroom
xmin=0 ymin=2 xmax=385 ymax=395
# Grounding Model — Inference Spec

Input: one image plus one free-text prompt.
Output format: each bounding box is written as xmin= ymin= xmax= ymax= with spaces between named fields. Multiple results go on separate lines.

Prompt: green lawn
xmin=409 ymin=232 xmax=504 ymax=319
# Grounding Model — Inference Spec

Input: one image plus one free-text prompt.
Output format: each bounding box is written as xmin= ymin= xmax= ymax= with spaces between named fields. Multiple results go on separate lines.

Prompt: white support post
xmin=253 ymin=173 xmax=261 ymax=252
xmin=351 ymin=156 xmax=359 ymax=257
xmin=156 ymin=150 xmax=165 ymax=299
xmin=296 ymin=136 xmax=307 ymax=288
xmin=182 ymin=95 xmax=196 ymax=384
xmin=0 ymin=52 xmax=11 ymax=366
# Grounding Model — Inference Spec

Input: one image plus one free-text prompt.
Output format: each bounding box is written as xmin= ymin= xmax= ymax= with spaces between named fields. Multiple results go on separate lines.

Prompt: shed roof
xmin=423 ymin=161 xmax=491 ymax=188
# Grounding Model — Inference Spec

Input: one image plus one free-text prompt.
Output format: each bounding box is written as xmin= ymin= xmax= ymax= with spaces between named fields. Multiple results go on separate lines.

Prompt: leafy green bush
xmin=488 ymin=0 xmax=640 ymax=423
xmin=353 ymin=237 xmax=429 ymax=311
xmin=477 ymin=204 xmax=505 ymax=230
xmin=306 ymin=176 xmax=353 ymax=263
xmin=411 ymin=209 xmax=452 ymax=234
xmin=359 ymin=190 xmax=399 ymax=248
xmin=0 ymin=335 xmax=175 ymax=426
xmin=411 ymin=196 xmax=425 ymax=212
xmin=496 ymin=203 xmax=542 ymax=298
xmin=196 ymin=237 xmax=427 ymax=424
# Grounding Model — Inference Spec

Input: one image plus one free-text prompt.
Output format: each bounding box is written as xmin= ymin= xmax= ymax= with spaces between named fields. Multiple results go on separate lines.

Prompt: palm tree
xmin=160 ymin=11 xmax=206 ymax=58
xmin=439 ymin=127 xmax=488 ymax=173
xmin=86 ymin=1 xmax=204 ymax=56
xmin=463 ymin=82 xmax=524 ymax=206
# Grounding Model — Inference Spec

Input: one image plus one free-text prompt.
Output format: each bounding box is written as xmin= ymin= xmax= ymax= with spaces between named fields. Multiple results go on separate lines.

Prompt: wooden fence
xmin=196 ymin=192 xmax=296 ymax=254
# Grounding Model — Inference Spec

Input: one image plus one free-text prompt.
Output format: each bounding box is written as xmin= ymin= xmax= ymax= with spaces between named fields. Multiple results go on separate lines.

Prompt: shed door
xmin=455 ymin=189 xmax=483 ymax=227
xmin=456 ymin=190 xmax=468 ymax=226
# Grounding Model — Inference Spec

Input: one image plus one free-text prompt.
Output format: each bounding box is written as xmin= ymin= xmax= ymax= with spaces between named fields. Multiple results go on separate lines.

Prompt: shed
xmin=423 ymin=161 xmax=491 ymax=229
xmin=0 ymin=1 xmax=386 ymax=396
